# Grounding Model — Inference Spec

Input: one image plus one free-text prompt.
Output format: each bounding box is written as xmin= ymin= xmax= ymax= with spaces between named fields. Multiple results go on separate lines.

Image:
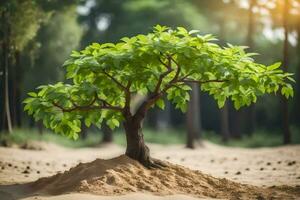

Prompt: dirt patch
xmin=28 ymin=155 xmax=298 ymax=199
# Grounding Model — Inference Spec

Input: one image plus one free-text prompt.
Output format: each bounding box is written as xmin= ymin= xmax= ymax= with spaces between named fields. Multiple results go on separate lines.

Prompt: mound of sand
xmin=28 ymin=155 xmax=297 ymax=199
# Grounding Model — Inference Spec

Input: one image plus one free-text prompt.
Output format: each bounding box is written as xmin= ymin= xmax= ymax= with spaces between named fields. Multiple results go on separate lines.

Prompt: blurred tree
xmin=295 ymin=19 xmax=300 ymax=126
xmin=0 ymin=0 xmax=76 ymax=134
xmin=214 ymin=2 xmax=232 ymax=141
xmin=25 ymin=6 xmax=83 ymax=89
xmin=260 ymin=0 xmax=299 ymax=143
xmin=192 ymin=0 xmax=251 ymax=139
xmin=23 ymin=5 xmax=83 ymax=134
xmin=244 ymin=0 xmax=257 ymax=136
xmin=0 ymin=0 xmax=48 ymax=133
xmin=281 ymin=0 xmax=291 ymax=144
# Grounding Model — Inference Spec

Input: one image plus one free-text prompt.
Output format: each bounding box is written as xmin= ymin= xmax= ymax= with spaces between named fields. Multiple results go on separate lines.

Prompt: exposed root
xmin=144 ymin=158 xmax=167 ymax=170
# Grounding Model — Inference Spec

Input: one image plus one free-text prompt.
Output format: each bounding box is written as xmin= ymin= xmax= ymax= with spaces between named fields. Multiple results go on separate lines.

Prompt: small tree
xmin=24 ymin=25 xmax=294 ymax=168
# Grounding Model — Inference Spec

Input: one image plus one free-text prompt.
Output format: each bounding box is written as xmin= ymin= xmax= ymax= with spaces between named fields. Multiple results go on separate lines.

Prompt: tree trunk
xmin=37 ymin=121 xmax=44 ymax=135
xmin=230 ymin=105 xmax=242 ymax=139
xmin=147 ymin=108 xmax=159 ymax=130
xmin=80 ymin=123 xmax=87 ymax=140
xmin=245 ymin=0 xmax=256 ymax=136
xmin=186 ymin=83 xmax=201 ymax=148
xmin=2 ymin=11 xmax=12 ymax=133
xmin=293 ymin=21 xmax=300 ymax=126
xmin=101 ymin=122 xmax=113 ymax=143
xmin=218 ymin=17 xmax=232 ymax=141
xmin=220 ymin=101 xmax=230 ymax=142
xmin=281 ymin=0 xmax=291 ymax=144
xmin=12 ymin=51 xmax=22 ymax=127
xmin=0 ymin=34 xmax=5 ymax=132
xmin=123 ymin=117 xmax=151 ymax=166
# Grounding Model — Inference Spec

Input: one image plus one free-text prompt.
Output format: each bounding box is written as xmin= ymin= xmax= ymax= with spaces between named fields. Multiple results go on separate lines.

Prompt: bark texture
xmin=123 ymin=116 xmax=165 ymax=169
xmin=124 ymin=117 xmax=150 ymax=166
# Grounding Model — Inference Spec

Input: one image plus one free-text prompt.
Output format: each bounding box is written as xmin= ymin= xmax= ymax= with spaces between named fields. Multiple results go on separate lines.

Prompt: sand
xmin=0 ymin=141 xmax=299 ymax=199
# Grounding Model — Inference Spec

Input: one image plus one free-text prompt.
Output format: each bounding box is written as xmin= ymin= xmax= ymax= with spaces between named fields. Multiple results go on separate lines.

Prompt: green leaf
xmin=234 ymin=100 xmax=241 ymax=110
xmin=85 ymin=118 xmax=92 ymax=127
xmin=268 ymin=62 xmax=281 ymax=71
xmin=189 ymin=30 xmax=200 ymax=35
xmin=156 ymin=98 xmax=165 ymax=110
xmin=71 ymin=50 xmax=81 ymax=58
xmin=287 ymin=76 xmax=295 ymax=83
xmin=107 ymin=118 xmax=120 ymax=129
xmin=217 ymin=97 xmax=226 ymax=108
xmin=177 ymin=27 xmax=188 ymax=35
xmin=28 ymin=92 xmax=37 ymax=97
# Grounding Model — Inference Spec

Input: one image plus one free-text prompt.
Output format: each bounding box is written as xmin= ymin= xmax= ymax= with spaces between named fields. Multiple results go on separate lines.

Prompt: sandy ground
xmin=0 ymin=141 xmax=299 ymax=199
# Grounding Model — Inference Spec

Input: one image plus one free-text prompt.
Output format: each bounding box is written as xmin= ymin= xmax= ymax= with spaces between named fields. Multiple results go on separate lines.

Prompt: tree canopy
xmin=24 ymin=25 xmax=294 ymax=139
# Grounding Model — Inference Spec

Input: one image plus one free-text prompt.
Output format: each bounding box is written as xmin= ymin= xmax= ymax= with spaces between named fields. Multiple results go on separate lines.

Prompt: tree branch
xmin=133 ymin=93 xmax=163 ymax=120
xmin=179 ymin=79 xmax=229 ymax=84
xmin=102 ymin=70 xmax=128 ymax=91
xmin=53 ymin=102 xmax=123 ymax=112
xmin=101 ymin=70 xmax=132 ymax=116
xmin=158 ymin=57 xmax=170 ymax=70
xmin=169 ymin=56 xmax=181 ymax=83
xmin=52 ymin=93 xmax=123 ymax=113
xmin=154 ymin=57 xmax=173 ymax=94
xmin=94 ymin=93 xmax=112 ymax=107
xmin=135 ymin=55 xmax=181 ymax=118
xmin=123 ymin=81 xmax=132 ymax=117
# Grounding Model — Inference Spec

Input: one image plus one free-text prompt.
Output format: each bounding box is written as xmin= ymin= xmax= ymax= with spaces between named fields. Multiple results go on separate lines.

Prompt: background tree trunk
xmin=147 ymin=108 xmax=159 ymax=130
xmin=2 ymin=11 xmax=12 ymax=133
xmin=0 ymin=34 xmax=5 ymax=132
xmin=293 ymin=21 xmax=300 ymax=126
xmin=220 ymin=101 xmax=230 ymax=142
xmin=281 ymin=0 xmax=291 ymax=144
xmin=37 ymin=121 xmax=43 ymax=135
xmin=186 ymin=83 xmax=201 ymax=149
xmin=101 ymin=123 xmax=113 ymax=143
xmin=12 ymin=51 xmax=22 ymax=127
xmin=245 ymin=0 xmax=256 ymax=136
xmin=80 ymin=123 xmax=87 ymax=140
xmin=218 ymin=17 xmax=232 ymax=141
xmin=230 ymin=104 xmax=242 ymax=139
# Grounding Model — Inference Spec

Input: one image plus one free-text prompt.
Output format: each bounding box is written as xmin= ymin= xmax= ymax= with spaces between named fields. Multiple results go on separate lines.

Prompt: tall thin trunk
xmin=186 ymin=83 xmax=201 ymax=148
xmin=0 ymin=34 xmax=5 ymax=132
xmin=245 ymin=0 xmax=256 ymax=135
xmin=147 ymin=99 xmax=171 ymax=131
xmin=2 ymin=11 xmax=12 ymax=133
xmin=12 ymin=51 xmax=22 ymax=127
xmin=218 ymin=17 xmax=232 ymax=141
xmin=37 ymin=121 xmax=43 ymax=135
xmin=230 ymin=103 xmax=241 ymax=139
xmin=147 ymin=108 xmax=159 ymax=130
xmin=220 ymin=101 xmax=230 ymax=142
xmin=295 ymin=22 xmax=300 ymax=125
xmin=80 ymin=123 xmax=87 ymax=139
xmin=281 ymin=0 xmax=291 ymax=144
xmin=4 ymin=45 xmax=12 ymax=133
